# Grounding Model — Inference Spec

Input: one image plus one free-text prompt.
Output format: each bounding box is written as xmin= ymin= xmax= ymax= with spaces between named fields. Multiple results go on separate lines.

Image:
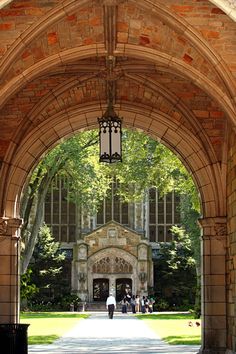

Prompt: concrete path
xmin=28 ymin=312 xmax=200 ymax=354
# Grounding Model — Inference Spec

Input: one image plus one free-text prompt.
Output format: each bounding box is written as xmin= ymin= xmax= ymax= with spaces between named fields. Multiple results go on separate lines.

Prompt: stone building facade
xmin=44 ymin=178 xmax=178 ymax=301
xmin=72 ymin=221 xmax=153 ymax=302
xmin=1 ymin=1 xmax=236 ymax=353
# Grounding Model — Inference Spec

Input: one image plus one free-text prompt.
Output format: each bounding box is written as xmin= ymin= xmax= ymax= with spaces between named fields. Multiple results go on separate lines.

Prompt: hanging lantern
xmin=98 ymin=103 xmax=122 ymax=163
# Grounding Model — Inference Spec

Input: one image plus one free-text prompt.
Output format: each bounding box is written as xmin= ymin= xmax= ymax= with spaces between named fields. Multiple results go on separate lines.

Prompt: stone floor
xmin=28 ymin=312 xmax=200 ymax=354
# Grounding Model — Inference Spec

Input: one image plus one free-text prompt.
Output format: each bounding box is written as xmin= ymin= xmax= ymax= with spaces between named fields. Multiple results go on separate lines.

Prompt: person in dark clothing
xmin=131 ymin=295 xmax=136 ymax=313
xmin=121 ymin=297 xmax=128 ymax=313
xmin=106 ymin=293 xmax=116 ymax=319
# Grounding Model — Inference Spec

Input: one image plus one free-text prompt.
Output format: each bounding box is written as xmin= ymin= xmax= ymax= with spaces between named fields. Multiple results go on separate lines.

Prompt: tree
xmin=107 ymin=129 xmax=200 ymax=212
xmin=29 ymin=224 xmax=65 ymax=304
xmin=154 ymin=226 xmax=197 ymax=309
xmin=20 ymin=128 xmax=200 ymax=275
xmin=179 ymin=195 xmax=201 ymax=317
xmin=20 ymin=268 xmax=38 ymax=308
xmin=20 ymin=130 xmax=111 ymax=273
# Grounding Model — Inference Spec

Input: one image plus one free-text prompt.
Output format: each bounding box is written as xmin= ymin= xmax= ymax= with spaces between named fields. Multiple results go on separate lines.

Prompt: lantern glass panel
xmin=98 ymin=112 xmax=122 ymax=163
xmin=111 ymin=124 xmax=121 ymax=159
xmin=100 ymin=127 xmax=110 ymax=162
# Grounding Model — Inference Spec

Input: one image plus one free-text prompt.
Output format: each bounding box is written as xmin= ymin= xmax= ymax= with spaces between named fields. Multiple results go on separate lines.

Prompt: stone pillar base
xmin=198 ymin=349 xmax=227 ymax=354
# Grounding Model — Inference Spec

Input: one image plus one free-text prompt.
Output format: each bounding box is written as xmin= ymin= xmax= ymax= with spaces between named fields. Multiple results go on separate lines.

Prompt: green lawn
xmin=21 ymin=311 xmax=200 ymax=346
xmin=136 ymin=313 xmax=201 ymax=345
xmin=20 ymin=312 xmax=89 ymax=345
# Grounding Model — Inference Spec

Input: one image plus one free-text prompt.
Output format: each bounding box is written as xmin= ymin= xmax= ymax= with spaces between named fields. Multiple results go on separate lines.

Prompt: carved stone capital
xmin=198 ymin=217 xmax=227 ymax=240
xmin=198 ymin=217 xmax=226 ymax=230
xmin=214 ymin=224 xmax=227 ymax=237
xmin=0 ymin=217 xmax=22 ymax=237
xmin=0 ymin=217 xmax=7 ymax=235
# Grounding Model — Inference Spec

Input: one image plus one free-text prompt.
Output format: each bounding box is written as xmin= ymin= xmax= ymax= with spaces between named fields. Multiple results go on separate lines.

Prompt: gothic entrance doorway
xmin=116 ymin=278 xmax=132 ymax=302
xmin=93 ymin=279 xmax=109 ymax=301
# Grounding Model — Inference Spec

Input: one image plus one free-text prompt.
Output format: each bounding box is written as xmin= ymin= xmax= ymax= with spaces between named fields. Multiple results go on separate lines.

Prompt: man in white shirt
xmin=106 ymin=293 xmax=116 ymax=319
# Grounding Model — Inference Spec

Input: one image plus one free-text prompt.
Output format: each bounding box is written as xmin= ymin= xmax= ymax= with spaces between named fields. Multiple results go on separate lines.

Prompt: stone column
xmin=71 ymin=241 xmax=88 ymax=301
xmin=134 ymin=203 xmax=144 ymax=233
xmin=198 ymin=217 xmax=227 ymax=354
xmin=0 ymin=217 xmax=22 ymax=324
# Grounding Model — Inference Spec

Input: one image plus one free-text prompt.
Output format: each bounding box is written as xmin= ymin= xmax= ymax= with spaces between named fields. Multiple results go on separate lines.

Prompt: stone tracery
xmin=92 ymin=256 xmax=133 ymax=273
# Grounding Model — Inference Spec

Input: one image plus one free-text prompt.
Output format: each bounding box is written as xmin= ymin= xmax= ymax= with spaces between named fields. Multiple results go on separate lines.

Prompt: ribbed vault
xmin=0 ymin=0 xmax=233 ymax=223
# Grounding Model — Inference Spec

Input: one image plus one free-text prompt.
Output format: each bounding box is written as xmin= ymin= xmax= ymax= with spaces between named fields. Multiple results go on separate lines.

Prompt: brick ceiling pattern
xmin=0 ymin=0 xmax=236 ymax=217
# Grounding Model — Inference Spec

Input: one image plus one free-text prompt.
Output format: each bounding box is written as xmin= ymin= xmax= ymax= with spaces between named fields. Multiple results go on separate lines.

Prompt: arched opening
xmin=93 ymin=279 xmax=109 ymax=302
xmin=0 ymin=103 xmax=225 ymax=352
xmin=0 ymin=0 xmax=233 ymax=352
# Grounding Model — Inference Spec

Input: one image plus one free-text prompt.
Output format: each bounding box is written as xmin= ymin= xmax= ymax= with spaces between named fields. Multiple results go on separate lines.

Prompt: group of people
xmin=121 ymin=294 xmax=155 ymax=314
xmin=106 ymin=292 xmax=155 ymax=319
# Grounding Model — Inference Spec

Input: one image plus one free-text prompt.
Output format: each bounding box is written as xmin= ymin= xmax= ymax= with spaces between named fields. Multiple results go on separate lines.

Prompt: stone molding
xmin=0 ymin=217 xmax=22 ymax=237
xmin=0 ymin=218 xmax=7 ymax=235
xmin=99 ymin=0 xmax=125 ymax=5
xmin=198 ymin=217 xmax=227 ymax=239
xmin=215 ymin=224 xmax=227 ymax=237
xmin=198 ymin=217 xmax=227 ymax=245
xmin=226 ymin=0 xmax=236 ymax=9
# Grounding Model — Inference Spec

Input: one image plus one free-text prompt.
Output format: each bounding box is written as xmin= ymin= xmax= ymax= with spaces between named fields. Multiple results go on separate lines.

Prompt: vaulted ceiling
xmin=0 ymin=0 xmax=236 ymax=216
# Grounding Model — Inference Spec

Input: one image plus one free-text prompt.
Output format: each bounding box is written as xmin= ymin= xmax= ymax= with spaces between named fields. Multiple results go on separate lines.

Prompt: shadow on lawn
xmin=28 ymin=335 xmax=59 ymax=345
xmin=163 ymin=335 xmax=201 ymax=345
xmin=136 ymin=313 xmax=194 ymax=320
xmin=21 ymin=313 xmax=89 ymax=319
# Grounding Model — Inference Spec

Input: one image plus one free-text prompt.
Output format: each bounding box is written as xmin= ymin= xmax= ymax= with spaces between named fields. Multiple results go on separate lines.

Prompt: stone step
xmin=82 ymin=302 xmax=124 ymax=312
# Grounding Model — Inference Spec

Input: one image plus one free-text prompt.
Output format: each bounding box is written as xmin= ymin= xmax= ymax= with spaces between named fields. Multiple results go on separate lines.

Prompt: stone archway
xmin=1 ymin=0 xmax=236 ymax=352
xmin=88 ymin=249 xmax=137 ymax=302
xmin=0 ymin=102 xmax=227 ymax=352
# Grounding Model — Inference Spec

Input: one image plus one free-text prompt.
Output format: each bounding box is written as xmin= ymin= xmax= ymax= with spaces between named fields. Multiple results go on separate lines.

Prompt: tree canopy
xmin=20 ymin=128 xmax=200 ymax=273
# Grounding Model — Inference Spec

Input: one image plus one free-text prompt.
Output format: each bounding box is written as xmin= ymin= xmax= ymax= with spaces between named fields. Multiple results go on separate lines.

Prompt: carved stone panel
xmin=138 ymin=245 xmax=148 ymax=260
xmin=92 ymin=256 xmax=133 ymax=273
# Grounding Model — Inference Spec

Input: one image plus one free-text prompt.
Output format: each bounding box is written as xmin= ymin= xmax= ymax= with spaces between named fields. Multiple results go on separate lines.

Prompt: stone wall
xmin=227 ymin=127 xmax=236 ymax=352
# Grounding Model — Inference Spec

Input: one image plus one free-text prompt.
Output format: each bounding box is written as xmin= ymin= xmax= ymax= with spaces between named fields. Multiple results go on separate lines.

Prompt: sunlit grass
xmin=137 ymin=313 xmax=201 ymax=345
xmin=20 ymin=312 xmax=89 ymax=345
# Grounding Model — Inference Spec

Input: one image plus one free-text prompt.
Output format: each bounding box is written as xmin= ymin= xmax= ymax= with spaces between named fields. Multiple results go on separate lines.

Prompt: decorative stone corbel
xmin=0 ymin=217 xmax=22 ymax=237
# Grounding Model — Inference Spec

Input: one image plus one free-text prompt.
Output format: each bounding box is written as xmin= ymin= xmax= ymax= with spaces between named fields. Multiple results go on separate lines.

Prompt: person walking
xmin=135 ymin=295 xmax=140 ymax=313
xmin=131 ymin=295 xmax=136 ymax=313
xmin=141 ymin=296 xmax=146 ymax=314
xmin=106 ymin=292 xmax=116 ymax=319
xmin=120 ymin=296 xmax=128 ymax=313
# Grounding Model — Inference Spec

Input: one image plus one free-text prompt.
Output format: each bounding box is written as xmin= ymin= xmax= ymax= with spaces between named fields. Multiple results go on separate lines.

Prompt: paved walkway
xmin=28 ymin=312 xmax=200 ymax=354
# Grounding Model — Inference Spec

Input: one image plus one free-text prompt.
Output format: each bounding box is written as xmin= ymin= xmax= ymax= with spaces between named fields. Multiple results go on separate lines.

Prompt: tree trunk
xmin=194 ymin=264 xmax=201 ymax=318
xmin=21 ymin=160 xmax=64 ymax=273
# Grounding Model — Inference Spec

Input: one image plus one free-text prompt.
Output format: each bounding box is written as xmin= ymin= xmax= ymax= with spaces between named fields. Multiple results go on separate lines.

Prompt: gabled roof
xmin=84 ymin=219 xmax=144 ymax=238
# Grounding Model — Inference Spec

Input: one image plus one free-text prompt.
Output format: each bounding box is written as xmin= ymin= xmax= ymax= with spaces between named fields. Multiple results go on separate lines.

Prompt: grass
xmin=21 ymin=311 xmax=200 ymax=346
xmin=20 ymin=312 xmax=89 ymax=345
xmin=136 ymin=313 xmax=201 ymax=345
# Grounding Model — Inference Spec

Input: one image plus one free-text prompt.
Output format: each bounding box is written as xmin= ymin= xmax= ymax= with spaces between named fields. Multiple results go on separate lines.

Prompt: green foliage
xmin=154 ymin=226 xmax=197 ymax=309
xmin=57 ymin=294 xmax=81 ymax=310
xmin=31 ymin=130 xmax=111 ymax=214
xmin=178 ymin=195 xmax=201 ymax=318
xmin=154 ymin=298 xmax=169 ymax=311
xmin=109 ymin=129 xmax=199 ymax=206
xmin=20 ymin=128 xmax=201 ymax=310
xmin=25 ymin=225 xmax=82 ymax=311
xmin=20 ymin=268 xmax=38 ymax=300
xmin=29 ymin=224 xmax=66 ymax=305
